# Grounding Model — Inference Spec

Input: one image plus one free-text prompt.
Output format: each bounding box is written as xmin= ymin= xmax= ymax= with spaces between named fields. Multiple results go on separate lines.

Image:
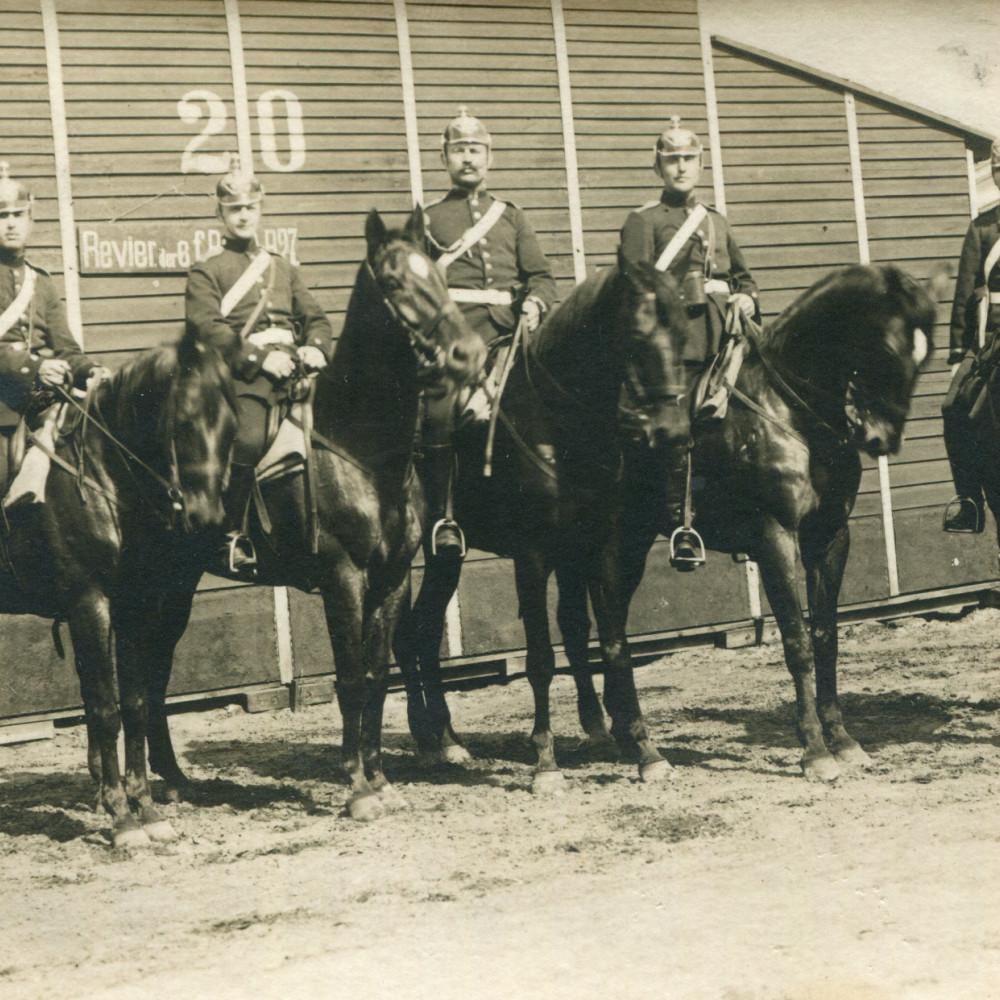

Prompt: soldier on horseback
xmin=185 ymin=156 xmax=333 ymax=575
xmin=619 ymin=117 xmax=760 ymax=569
xmin=941 ymin=138 xmax=1000 ymax=534
xmin=0 ymin=162 xmax=108 ymax=493
xmin=422 ymin=108 xmax=556 ymax=558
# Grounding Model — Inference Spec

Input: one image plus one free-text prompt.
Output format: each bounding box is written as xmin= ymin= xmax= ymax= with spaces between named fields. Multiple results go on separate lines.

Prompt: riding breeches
xmin=233 ymin=395 xmax=269 ymax=468
xmin=942 ymin=355 xmax=984 ymax=499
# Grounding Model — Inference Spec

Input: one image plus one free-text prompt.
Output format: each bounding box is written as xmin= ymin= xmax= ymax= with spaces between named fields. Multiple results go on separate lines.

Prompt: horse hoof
xmin=143 ymin=819 xmax=179 ymax=843
xmin=833 ymin=741 xmax=872 ymax=768
xmin=348 ymin=794 xmax=385 ymax=822
xmin=113 ymin=824 xmax=152 ymax=850
xmin=440 ymin=743 xmax=473 ymax=766
xmin=532 ymin=769 xmax=565 ymax=796
xmin=640 ymin=758 xmax=675 ymax=783
xmin=377 ymin=784 xmax=408 ymax=812
xmin=802 ymin=752 xmax=841 ymax=783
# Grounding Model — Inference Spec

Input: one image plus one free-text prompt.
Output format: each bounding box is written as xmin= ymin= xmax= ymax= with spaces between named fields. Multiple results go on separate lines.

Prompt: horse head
xmin=107 ymin=324 xmax=237 ymax=532
xmin=840 ymin=265 xmax=935 ymax=456
xmin=616 ymin=250 xmax=690 ymax=448
xmin=768 ymin=263 xmax=935 ymax=457
xmin=364 ymin=207 xmax=486 ymax=390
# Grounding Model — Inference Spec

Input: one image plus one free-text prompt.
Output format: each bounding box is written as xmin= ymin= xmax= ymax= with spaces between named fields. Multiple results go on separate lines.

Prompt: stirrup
xmin=669 ymin=525 xmax=706 ymax=572
xmin=223 ymin=532 xmax=258 ymax=578
xmin=430 ymin=517 xmax=466 ymax=558
xmin=943 ymin=495 xmax=985 ymax=534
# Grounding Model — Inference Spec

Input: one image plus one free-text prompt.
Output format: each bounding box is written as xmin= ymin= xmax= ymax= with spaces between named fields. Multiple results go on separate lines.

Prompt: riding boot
xmin=220 ymin=462 xmax=258 ymax=577
xmin=942 ymin=391 xmax=985 ymax=533
xmin=420 ymin=443 xmax=465 ymax=559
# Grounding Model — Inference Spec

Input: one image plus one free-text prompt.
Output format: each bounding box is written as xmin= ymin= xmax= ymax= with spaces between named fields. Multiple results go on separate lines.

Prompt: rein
xmin=54 ymin=383 xmax=184 ymax=525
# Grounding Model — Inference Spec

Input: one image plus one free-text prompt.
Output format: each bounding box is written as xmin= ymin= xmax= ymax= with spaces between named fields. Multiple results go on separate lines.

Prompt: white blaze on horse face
xmin=408 ymin=252 xmax=429 ymax=280
xmin=912 ymin=328 xmax=928 ymax=367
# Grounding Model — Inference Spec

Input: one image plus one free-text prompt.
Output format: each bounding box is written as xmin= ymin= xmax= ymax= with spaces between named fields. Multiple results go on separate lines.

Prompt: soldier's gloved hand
xmin=521 ymin=297 xmax=543 ymax=333
xmin=296 ymin=345 xmax=327 ymax=372
xmin=37 ymin=358 xmax=71 ymax=386
xmin=261 ymin=350 xmax=296 ymax=380
xmin=86 ymin=366 xmax=112 ymax=390
xmin=726 ymin=292 xmax=756 ymax=321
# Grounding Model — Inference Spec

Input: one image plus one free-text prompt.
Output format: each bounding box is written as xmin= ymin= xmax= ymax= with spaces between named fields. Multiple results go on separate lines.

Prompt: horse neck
xmin=318 ymin=265 xmax=419 ymax=468
xmin=531 ymin=268 xmax=623 ymax=415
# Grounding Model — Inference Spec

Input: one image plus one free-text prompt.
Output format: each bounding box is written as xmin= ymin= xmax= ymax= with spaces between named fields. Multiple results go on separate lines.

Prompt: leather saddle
xmin=690 ymin=334 xmax=749 ymax=423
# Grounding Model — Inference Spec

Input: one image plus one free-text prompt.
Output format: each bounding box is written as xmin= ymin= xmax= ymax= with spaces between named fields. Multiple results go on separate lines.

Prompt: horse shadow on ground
xmin=0 ymin=770 xmax=95 ymax=842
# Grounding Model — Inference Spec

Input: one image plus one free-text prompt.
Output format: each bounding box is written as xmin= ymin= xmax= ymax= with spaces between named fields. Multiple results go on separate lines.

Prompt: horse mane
xmin=533 ymin=266 xmax=619 ymax=359
xmin=762 ymin=263 xmax=936 ymax=355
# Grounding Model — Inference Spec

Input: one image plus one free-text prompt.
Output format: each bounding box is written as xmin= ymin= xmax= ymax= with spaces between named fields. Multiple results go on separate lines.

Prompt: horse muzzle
xmin=445 ymin=335 xmax=488 ymax=386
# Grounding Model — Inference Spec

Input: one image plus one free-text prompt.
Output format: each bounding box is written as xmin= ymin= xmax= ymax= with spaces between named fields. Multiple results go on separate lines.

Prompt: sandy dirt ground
xmin=2 ymin=605 xmax=1000 ymax=1000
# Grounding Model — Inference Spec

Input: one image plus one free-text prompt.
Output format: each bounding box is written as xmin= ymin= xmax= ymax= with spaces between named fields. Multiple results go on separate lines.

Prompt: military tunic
xmin=948 ymin=205 xmax=1000 ymax=363
xmin=185 ymin=235 xmax=333 ymax=465
xmin=620 ymin=192 xmax=759 ymax=363
xmin=425 ymin=188 xmax=556 ymax=343
xmin=0 ymin=251 xmax=95 ymax=427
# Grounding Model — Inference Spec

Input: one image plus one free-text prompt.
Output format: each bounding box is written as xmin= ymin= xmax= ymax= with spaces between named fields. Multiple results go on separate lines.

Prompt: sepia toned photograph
xmin=1 ymin=1 xmax=999 ymax=997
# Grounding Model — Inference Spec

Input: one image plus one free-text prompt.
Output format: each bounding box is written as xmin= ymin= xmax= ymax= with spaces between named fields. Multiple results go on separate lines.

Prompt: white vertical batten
xmin=550 ymin=0 xmax=587 ymax=282
xmin=394 ymin=0 xmax=461 ymax=653
xmin=223 ymin=0 xmax=294 ymax=683
xmin=845 ymin=91 xmax=900 ymax=597
xmin=965 ymin=147 xmax=979 ymax=219
xmin=39 ymin=0 xmax=83 ymax=347
xmin=394 ymin=0 xmax=424 ymax=207
xmin=224 ymin=0 xmax=254 ymax=170
xmin=697 ymin=8 xmax=726 ymax=213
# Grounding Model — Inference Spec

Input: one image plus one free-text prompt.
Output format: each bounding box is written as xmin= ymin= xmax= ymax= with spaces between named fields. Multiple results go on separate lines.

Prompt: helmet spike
xmin=442 ymin=107 xmax=491 ymax=150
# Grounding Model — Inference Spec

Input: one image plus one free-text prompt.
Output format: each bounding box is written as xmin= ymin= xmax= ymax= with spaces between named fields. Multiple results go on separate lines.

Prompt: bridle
xmin=364 ymin=257 xmax=455 ymax=380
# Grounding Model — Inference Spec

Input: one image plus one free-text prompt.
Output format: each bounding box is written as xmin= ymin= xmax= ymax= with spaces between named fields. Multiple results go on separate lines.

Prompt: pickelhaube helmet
xmin=215 ymin=153 xmax=264 ymax=206
xmin=442 ymin=106 xmax=491 ymax=149
xmin=0 ymin=162 xmax=32 ymax=213
xmin=655 ymin=116 xmax=703 ymax=158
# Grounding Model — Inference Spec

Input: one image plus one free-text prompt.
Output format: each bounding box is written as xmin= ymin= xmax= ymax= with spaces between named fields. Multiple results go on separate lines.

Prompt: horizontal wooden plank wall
xmin=710 ymin=38 xmax=999 ymax=609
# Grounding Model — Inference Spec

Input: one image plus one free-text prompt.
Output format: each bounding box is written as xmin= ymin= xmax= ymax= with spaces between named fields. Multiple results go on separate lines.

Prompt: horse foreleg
xmin=69 ymin=594 xmax=150 ymax=849
xmin=757 ymin=521 xmax=840 ymax=782
xmin=323 ymin=584 xmax=383 ymax=821
xmin=360 ymin=583 xmax=409 ymax=812
xmin=554 ymin=563 xmax=614 ymax=757
xmin=392 ymin=556 xmax=468 ymax=762
xmin=513 ymin=551 xmax=563 ymax=793
xmin=804 ymin=524 xmax=871 ymax=768
xmin=586 ymin=540 xmax=671 ymax=783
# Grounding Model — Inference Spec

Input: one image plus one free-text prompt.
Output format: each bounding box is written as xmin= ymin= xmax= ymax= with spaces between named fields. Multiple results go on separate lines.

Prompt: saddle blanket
xmin=4 ymin=405 xmax=62 ymax=508
xmin=256 ymin=402 xmax=309 ymax=484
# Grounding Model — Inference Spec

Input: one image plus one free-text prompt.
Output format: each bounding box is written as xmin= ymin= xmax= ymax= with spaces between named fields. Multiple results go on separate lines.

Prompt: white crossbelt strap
xmin=437 ymin=200 xmax=507 ymax=270
xmin=0 ymin=266 xmax=35 ymax=338
xmin=220 ymin=249 xmax=271 ymax=319
xmin=655 ymin=204 xmax=708 ymax=272
xmin=977 ymin=239 xmax=1000 ymax=348
xmin=448 ymin=288 xmax=513 ymax=306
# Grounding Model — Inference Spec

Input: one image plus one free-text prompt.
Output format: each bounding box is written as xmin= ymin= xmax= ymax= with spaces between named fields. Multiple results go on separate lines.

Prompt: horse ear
xmin=365 ymin=209 xmax=388 ymax=258
xmin=926 ymin=261 xmax=953 ymax=305
xmin=404 ymin=203 xmax=426 ymax=245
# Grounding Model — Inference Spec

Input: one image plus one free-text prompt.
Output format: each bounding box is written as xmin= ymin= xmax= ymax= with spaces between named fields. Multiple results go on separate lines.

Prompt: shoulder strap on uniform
xmin=635 ymin=199 xmax=661 ymax=212
xmin=220 ymin=249 xmax=271 ymax=319
xmin=655 ymin=203 xmax=708 ymax=272
xmin=0 ymin=266 xmax=35 ymax=338
xmin=438 ymin=200 xmax=507 ymax=270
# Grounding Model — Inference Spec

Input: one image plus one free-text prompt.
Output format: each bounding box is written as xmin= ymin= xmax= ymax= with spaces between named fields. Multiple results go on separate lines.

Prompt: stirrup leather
xmin=669 ymin=525 xmax=706 ymax=570
xmin=430 ymin=517 xmax=466 ymax=558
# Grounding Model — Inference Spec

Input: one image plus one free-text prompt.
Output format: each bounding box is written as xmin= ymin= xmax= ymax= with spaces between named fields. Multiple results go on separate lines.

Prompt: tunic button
xmin=248 ymin=354 xmax=257 ymax=362
xmin=473 ymin=212 xmax=482 ymax=220
xmin=19 ymin=366 xmax=29 ymax=374
xmin=485 ymin=262 xmax=493 ymax=270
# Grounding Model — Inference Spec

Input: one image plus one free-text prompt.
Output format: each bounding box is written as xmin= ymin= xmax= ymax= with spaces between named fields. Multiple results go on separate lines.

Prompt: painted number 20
xmin=177 ymin=89 xmax=306 ymax=173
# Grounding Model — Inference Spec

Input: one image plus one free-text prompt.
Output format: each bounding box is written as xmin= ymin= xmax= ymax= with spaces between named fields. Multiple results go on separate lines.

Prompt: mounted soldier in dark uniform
xmin=0 ymin=162 xmax=108 ymax=498
xmin=422 ymin=108 xmax=556 ymax=558
xmin=619 ymin=117 xmax=761 ymax=570
xmin=185 ymin=157 xmax=334 ymax=575
xmin=941 ymin=138 xmax=1000 ymax=534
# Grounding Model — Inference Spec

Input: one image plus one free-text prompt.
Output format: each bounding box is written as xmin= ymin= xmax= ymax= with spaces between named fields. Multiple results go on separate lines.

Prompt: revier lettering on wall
xmin=77 ymin=222 xmax=298 ymax=274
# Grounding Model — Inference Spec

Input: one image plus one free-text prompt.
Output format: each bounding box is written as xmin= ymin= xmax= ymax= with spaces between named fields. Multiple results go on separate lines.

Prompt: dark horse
xmin=393 ymin=254 xmax=691 ymax=790
xmin=0 ymin=327 xmax=237 ymax=846
xmin=563 ymin=263 xmax=936 ymax=782
xmin=142 ymin=207 xmax=486 ymax=820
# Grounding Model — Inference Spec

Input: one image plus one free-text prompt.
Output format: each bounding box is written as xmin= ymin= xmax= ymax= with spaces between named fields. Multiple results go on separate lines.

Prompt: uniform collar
xmin=0 ymin=247 xmax=26 ymax=268
xmin=660 ymin=189 xmax=698 ymax=210
xmin=447 ymin=185 xmax=489 ymax=201
xmin=222 ymin=235 xmax=260 ymax=254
